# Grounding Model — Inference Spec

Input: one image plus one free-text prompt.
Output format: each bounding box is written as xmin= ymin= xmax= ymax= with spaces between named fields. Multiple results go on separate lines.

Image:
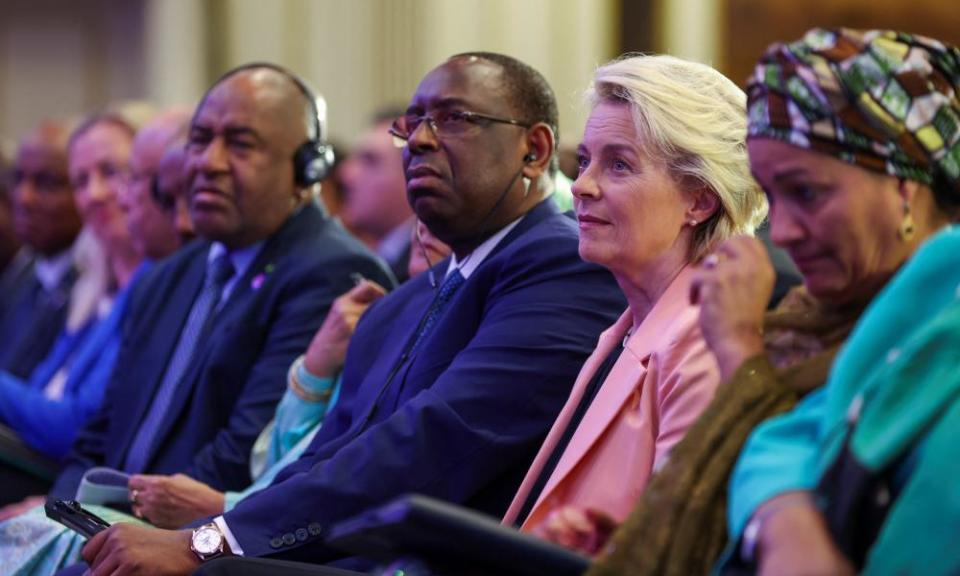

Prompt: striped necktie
xmin=123 ymin=253 xmax=235 ymax=473
xmin=408 ymin=269 xmax=466 ymax=355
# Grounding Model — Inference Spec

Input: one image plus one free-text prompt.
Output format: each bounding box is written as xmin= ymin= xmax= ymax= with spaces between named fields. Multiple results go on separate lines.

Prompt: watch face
xmin=193 ymin=527 xmax=222 ymax=555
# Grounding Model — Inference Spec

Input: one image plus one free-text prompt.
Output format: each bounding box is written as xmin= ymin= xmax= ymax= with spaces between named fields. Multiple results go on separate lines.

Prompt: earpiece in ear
xmin=523 ymin=153 xmax=537 ymax=163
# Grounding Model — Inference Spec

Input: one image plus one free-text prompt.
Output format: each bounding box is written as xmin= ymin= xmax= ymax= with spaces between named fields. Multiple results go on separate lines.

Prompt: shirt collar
xmin=445 ymin=217 xmax=522 ymax=280
xmin=207 ymin=241 xmax=264 ymax=301
xmin=34 ymin=248 xmax=74 ymax=293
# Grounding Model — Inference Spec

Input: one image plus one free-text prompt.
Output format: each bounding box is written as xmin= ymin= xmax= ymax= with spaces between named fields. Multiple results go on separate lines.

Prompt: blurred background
xmin=1 ymin=0 xmax=958 ymax=150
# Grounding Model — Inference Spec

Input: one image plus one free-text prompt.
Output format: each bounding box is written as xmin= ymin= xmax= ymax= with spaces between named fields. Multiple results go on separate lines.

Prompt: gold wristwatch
xmin=190 ymin=522 xmax=225 ymax=562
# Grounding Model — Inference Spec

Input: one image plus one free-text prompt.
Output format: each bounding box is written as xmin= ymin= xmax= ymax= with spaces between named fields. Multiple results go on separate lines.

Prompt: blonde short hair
xmin=588 ymin=54 xmax=767 ymax=260
xmin=68 ymin=101 xmax=158 ymax=151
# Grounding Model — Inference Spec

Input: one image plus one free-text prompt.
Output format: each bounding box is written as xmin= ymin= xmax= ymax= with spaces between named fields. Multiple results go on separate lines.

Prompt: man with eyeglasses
xmin=77 ymin=52 xmax=625 ymax=575
xmin=119 ymin=108 xmax=193 ymax=261
xmin=0 ymin=120 xmax=83 ymax=379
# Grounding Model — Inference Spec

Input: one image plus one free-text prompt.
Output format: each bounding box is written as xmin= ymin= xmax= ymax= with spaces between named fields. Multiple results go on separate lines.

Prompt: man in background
xmin=0 ymin=120 xmax=83 ymax=378
xmin=338 ymin=109 xmax=414 ymax=282
xmin=0 ymin=143 xmax=31 ymax=318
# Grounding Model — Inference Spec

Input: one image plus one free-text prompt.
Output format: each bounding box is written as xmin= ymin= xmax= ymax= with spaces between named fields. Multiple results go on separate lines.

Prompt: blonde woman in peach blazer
xmin=501 ymin=54 xmax=768 ymax=555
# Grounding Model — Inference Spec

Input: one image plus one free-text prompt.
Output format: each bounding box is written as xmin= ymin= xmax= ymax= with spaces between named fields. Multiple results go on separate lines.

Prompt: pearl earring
xmin=689 ymin=219 xmax=698 ymax=227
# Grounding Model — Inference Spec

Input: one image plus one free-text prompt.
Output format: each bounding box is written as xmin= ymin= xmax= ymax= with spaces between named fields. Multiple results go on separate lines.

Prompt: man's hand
xmin=690 ymin=235 xmax=774 ymax=381
xmin=0 ymin=494 xmax=45 ymax=521
xmin=82 ymin=523 xmax=202 ymax=576
xmin=531 ymin=506 xmax=618 ymax=556
xmin=303 ymin=279 xmax=387 ymax=378
xmin=129 ymin=473 xmax=225 ymax=529
xmin=755 ymin=493 xmax=855 ymax=576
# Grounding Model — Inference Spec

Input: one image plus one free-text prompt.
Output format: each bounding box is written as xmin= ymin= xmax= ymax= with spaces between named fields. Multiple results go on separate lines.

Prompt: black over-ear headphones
xmin=199 ymin=62 xmax=335 ymax=187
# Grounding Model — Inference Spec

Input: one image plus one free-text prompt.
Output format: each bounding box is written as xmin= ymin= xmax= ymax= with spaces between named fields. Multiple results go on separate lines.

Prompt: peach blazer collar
xmin=502 ymin=265 xmax=698 ymax=526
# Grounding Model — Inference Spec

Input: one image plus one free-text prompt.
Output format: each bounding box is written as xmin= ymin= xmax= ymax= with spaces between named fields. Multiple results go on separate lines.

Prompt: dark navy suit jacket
xmin=220 ymin=199 xmax=627 ymax=562
xmin=50 ymin=203 xmax=393 ymax=498
xmin=0 ymin=255 xmax=75 ymax=379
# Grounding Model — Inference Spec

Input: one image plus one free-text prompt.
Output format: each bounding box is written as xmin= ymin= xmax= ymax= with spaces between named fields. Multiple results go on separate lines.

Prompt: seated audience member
xmin=0 ymin=121 xmax=84 ymax=378
xmin=716 ymin=29 xmax=960 ymax=576
xmin=584 ymin=28 xmax=960 ymax=576
xmin=0 ymin=112 xmax=146 ymax=474
xmin=339 ymin=108 xmax=415 ymax=282
xmin=151 ymin=142 xmax=197 ymax=247
xmin=0 ymin=150 xmax=33 ymax=320
xmin=499 ymin=53 xmax=766 ymax=552
xmin=0 ymin=109 xmax=188 ymax=506
xmin=0 ymin=223 xmax=451 ymax=576
xmin=73 ymin=51 xmax=626 ymax=575
xmin=3 ymin=64 xmax=391 ymax=517
xmin=119 ymin=108 xmax=193 ymax=261
xmin=732 ymin=225 xmax=959 ymax=576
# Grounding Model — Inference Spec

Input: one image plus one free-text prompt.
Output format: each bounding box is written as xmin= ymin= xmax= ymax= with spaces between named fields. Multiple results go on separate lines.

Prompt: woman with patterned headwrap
xmin=584 ymin=28 xmax=960 ymax=576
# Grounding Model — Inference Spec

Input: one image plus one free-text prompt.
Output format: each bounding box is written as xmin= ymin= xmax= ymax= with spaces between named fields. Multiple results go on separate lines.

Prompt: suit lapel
xmin=115 ymin=249 xmax=207 ymax=464
xmin=355 ymin=282 xmax=436 ymax=426
xmin=529 ymin=266 xmax=697 ymax=516
xmin=502 ymin=309 xmax=630 ymax=525
xmin=534 ymin=314 xmax=644 ymax=506
xmin=143 ymin=209 xmax=323 ymax=460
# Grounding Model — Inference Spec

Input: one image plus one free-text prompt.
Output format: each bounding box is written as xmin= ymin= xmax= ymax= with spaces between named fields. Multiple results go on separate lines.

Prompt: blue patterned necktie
xmin=123 ymin=253 xmax=236 ymax=473
xmin=408 ymin=269 xmax=466 ymax=355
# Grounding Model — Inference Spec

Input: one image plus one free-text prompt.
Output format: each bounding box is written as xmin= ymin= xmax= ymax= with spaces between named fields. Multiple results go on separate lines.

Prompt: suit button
xmin=282 ymin=532 xmax=296 ymax=546
xmin=269 ymin=537 xmax=283 ymax=549
xmin=295 ymin=528 xmax=308 ymax=541
xmin=307 ymin=522 xmax=322 ymax=536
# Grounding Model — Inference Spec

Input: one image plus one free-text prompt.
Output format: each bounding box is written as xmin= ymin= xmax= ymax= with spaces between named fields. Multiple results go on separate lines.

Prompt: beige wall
xmin=202 ymin=0 xmax=619 ymax=146
xmin=660 ymin=0 xmax=721 ymax=67
xmin=1 ymin=0 xmax=619 ymax=147
xmin=0 ymin=0 xmax=147 ymax=141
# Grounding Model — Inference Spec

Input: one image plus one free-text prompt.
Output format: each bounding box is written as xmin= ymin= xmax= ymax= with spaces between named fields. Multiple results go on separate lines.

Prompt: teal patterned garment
xmin=0 ymin=505 xmax=146 ymax=576
xmin=726 ymin=226 xmax=960 ymax=574
xmin=747 ymin=28 xmax=960 ymax=192
xmin=0 ymin=364 xmax=341 ymax=575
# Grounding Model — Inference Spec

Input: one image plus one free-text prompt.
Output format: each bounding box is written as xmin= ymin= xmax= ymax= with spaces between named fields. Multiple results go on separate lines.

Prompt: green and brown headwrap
xmin=747 ymin=28 xmax=960 ymax=195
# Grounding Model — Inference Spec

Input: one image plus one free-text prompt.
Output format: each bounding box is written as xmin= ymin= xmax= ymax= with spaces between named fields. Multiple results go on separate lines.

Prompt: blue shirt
xmin=0 ymin=262 xmax=152 ymax=459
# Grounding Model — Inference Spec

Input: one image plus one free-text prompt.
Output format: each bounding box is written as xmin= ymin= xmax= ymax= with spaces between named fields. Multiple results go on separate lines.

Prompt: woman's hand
xmin=303 ymin=280 xmax=387 ymax=378
xmin=690 ymin=235 xmax=775 ymax=380
xmin=128 ymin=473 xmax=224 ymax=529
xmin=531 ymin=506 xmax=618 ymax=556
xmin=755 ymin=493 xmax=855 ymax=576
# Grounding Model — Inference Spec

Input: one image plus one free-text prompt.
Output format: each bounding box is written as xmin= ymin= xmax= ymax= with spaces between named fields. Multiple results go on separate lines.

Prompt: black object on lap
xmin=814 ymin=429 xmax=902 ymax=570
xmin=325 ymin=494 xmax=591 ymax=576
xmin=44 ymin=498 xmax=111 ymax=539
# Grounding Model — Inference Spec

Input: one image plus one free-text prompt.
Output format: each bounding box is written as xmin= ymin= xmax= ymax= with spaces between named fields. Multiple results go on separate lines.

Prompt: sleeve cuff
xmin=292 ymin=356 xmax=335 ymax=395
xmin=214 ymin=515 xmax=244 ymax=556
xmin=222 ymin=491 xmax=242 ymax=513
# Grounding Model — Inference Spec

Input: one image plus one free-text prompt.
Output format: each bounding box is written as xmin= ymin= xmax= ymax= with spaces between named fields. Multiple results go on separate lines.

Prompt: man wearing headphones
xmin=75 ymin=53 xmax=624 ymax=575
xmin=40 ymin=65 xmax=392 ymax=508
